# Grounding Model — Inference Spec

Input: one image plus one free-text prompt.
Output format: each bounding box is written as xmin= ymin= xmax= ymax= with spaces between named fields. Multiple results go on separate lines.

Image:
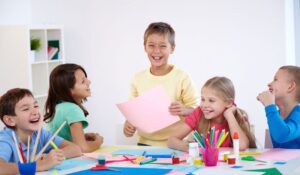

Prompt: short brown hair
xmin=144 ymin=22 xmax=175 ymax=47
xmin=279 ymin=65 xmax=300 ymax=102
xmin=0 ymin=88 xmax=33 ymax=128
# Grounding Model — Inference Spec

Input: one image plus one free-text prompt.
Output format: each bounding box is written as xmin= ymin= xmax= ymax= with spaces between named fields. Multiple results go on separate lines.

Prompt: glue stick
xmin=233 ymin=132 xmax=239 ymax=159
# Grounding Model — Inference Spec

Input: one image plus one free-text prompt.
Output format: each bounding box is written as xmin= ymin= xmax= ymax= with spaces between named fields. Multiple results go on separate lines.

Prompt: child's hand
xmin=36 ymin=149 xmax=65 ymax=171
xmin=94 ymin=134 xmax=104 ymax=145
xmin=169 ymin=102 xmax=184 ymax=116
xmin=257 ymin=90 xmax=275 ymax=106
xmin=85 ymin=133 xmax=98 ymax=141
xmin=223 ymin=105 xmax=237 ymax=120
xmin=123 ymin=120 xmax=136 ymax=137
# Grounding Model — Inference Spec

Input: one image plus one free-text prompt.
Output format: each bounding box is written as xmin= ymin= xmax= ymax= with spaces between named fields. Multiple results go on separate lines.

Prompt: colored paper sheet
xmin=49 ymin=158 xmax=96 ymax=171
xmin=245 ymin=168 xmax=282 ymax=175
xmin=193 ymin=169 xmax=263 ymax=175
xmin=112 ymin=149 xmax=145 ymax=156
xmin=112 ymin=148 xmax=183 ymax=157
xmin=116 ymin=86 xmax=180 ymax=133
xmin=255 ymin=149 xmax=300 ymax=161
xmin=143 ymin=164 xmax=199 ymax=174
xmin=67 ymin=166 xmax=172 ymax=175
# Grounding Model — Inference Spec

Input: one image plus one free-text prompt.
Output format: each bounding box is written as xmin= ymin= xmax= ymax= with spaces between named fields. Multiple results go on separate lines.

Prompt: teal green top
xmin=48 ymin=102 xmax=88 ymax=141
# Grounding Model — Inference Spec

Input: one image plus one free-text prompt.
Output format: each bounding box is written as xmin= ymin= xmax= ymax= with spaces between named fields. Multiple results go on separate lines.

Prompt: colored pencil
xmin=35 ymin=121 xmax=66 ymax=161
xmin=12 ymin=132 xmax=23 ymax=163
xmin=123 ymin=155 xmax=135 ymax=164
xmin=27 ymin=136 xmax=30 ymax=163
xmin=19 ymin=142 xmax=26 ymax=163
xmin=31 ymin=126 xmax=42 ymax=162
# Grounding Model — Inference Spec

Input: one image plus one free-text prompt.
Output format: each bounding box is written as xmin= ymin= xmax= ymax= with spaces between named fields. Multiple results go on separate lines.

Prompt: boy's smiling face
xmin=8 ymin=95 xmax=42 ymax=134
xmin=144 ymin=33 xmax=175 ymax=70
xmin=268 ymin=69 xmax=292 ymax=101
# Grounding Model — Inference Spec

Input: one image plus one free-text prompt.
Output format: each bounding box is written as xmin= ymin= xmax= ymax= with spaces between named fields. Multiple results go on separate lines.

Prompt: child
xmin=257 ymin=65 xmax=300 ymax=149
xmin=168 ymin=77 xmax=256 ymax=151
xmin=123 ymin=22 xmax=199 ymax=146
xmin=0 ymin=88 xmax=81 ymax=174
xmin=44 ymin=63 xmax=103 ymax=153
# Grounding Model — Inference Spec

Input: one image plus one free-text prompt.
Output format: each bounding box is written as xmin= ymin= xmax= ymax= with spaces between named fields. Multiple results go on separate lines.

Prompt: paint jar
xmin=227 ymin=154 xmax=236 ymax=165
xmin=202 ymin=147 xmax=219 ymax=166
xmin=189 ymin=142 xmax=199 ymax=158
xmin=18 ymin=161 xmax=36 ymax=175
xmin=98 ymin=155 xmax=106 ymax=165
xmin=193 ymin=157 xmax=202 ymax=166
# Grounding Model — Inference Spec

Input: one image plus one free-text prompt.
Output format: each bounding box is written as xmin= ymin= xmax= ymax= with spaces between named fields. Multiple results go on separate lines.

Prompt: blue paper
xmin=112 ymin=148 xmax=183 ymax=157
xmin=143 ymin=164 xmax=199 ymax=173
xmin=274 ymin=161 xmax=286 ymax=165
xmin=49 ymin=158 xmax=96 ymax=171
xmin=145 ymin=148 xmax=183 ymax=157
xmin=112 ymin=149 xmax=145 ymax=156
xmin=67 ymin=166 xmax=172 ymax=175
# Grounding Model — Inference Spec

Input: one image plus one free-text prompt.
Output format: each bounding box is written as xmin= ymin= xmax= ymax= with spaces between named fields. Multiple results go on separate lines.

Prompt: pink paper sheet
xmin=255 ymin=148 xmax=300 ymax=161
xmin=117 ymin=86 xmax=180 ymax=133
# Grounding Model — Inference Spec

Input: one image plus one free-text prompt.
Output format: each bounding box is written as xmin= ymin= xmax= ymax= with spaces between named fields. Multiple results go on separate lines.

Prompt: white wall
xmin=0 ymin=0 xmax=292 ymax=147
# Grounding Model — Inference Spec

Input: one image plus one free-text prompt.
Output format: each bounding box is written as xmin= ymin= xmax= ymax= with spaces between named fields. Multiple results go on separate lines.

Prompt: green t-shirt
xmin=48 ymin=102 xmax=88 ymax=141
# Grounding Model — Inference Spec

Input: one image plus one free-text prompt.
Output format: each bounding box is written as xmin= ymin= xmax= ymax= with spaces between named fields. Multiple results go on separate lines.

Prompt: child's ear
xmin=3 ymin=115 xmax=16 ymax=127
xmin=287 ymin=81 xmax=296 ymax=93
xmin=171 ymin=44 xmax=176 ymax=53
xmin=225 ymin=99 xmax=234 ymax=108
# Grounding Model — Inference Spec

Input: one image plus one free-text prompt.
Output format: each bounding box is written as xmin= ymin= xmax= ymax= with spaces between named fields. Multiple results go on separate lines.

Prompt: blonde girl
xmin=168 ymin=76 xmax=256 ymax=151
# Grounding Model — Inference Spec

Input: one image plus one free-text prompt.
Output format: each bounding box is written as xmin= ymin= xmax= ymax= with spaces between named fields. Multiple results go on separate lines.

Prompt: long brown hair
xmin=44 ymin=63 xmax=89 ymax=122
xmin=198 ymin=77 xmax=257 ymax=148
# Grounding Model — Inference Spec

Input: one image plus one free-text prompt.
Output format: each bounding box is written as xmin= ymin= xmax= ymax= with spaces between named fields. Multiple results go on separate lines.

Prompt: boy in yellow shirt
xmin=123 ymin=22 xmax=199 ymax=146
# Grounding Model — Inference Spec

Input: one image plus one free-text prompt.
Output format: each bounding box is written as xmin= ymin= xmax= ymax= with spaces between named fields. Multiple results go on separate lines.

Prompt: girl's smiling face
xmin=200 ymin=87 xmax=231 ymax=122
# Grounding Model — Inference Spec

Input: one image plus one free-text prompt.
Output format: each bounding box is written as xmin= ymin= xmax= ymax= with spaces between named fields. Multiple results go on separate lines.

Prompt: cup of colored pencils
xmin=192 ymin=128 xmax=228 ymax=166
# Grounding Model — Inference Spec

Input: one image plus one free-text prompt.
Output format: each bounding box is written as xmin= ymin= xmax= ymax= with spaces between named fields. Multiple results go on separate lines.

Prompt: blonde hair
xmin=279 ymin=65 xmax=300 ymax=102
xmin=197 ymin=76 xmax=257 ymax=148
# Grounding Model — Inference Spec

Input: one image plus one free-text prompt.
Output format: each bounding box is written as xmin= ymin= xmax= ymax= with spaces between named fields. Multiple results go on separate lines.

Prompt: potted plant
xmin=30 ymin=38 xmax=41 ymax=62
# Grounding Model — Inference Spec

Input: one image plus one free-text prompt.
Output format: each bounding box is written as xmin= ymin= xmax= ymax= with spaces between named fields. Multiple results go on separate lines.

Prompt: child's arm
xmin=70 ymin=122 xmax=102 ymax=153
xmin=224 ymin=106 xmax=250 ymax=150
xmin=0 ymin=158 xmax=18 ymax=175
xmin=0 ymin=150 xmax=64 ymax=174
xmin=169 ymin=102 xmax=195 ymax=116
xmin=167 ymin=121 xmax=193 ymax=151
xmin=58 ymin=140 xmax=82 ymax=158
xmin=261 ymin=104 xmax=300 ymax=143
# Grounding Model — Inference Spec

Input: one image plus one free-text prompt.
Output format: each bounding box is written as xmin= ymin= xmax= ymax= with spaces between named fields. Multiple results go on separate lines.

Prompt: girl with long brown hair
xmin=44 ymin=63 xmax=103 ymax=153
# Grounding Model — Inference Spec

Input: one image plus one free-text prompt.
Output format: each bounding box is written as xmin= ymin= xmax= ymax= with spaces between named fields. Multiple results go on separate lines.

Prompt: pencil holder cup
xmin=202 ymin=147 xmax=219 ymax=166
xmin=18 ymin=161 xmax=36 ymax=175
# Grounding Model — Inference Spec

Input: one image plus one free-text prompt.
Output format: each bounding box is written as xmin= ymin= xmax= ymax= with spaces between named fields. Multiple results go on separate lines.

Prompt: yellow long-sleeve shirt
xmin=130 ymin=65 xmax=199 ymax=146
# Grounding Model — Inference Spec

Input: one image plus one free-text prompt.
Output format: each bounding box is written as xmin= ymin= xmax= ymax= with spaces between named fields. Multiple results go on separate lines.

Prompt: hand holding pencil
xmin=36 ymin=149 xmax=65 ymax=171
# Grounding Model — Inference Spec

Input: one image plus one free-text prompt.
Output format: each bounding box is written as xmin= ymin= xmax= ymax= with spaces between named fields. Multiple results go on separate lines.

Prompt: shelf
xmin=31 ymin=59 xmax=63 ymax=65
xmin=0 ymin=25 xmax=64 ymax=111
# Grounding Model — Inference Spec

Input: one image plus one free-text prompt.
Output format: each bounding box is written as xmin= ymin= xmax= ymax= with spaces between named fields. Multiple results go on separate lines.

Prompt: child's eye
xmin=209 ymin=99 xmax=215 ymax=103
xmin=22 ymin=108 xmax=29 ymax=111
xmin=34 ymin=105 xmax=39 ymax=108
xmin=160 ymin=45 xmax=167 ymax=48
